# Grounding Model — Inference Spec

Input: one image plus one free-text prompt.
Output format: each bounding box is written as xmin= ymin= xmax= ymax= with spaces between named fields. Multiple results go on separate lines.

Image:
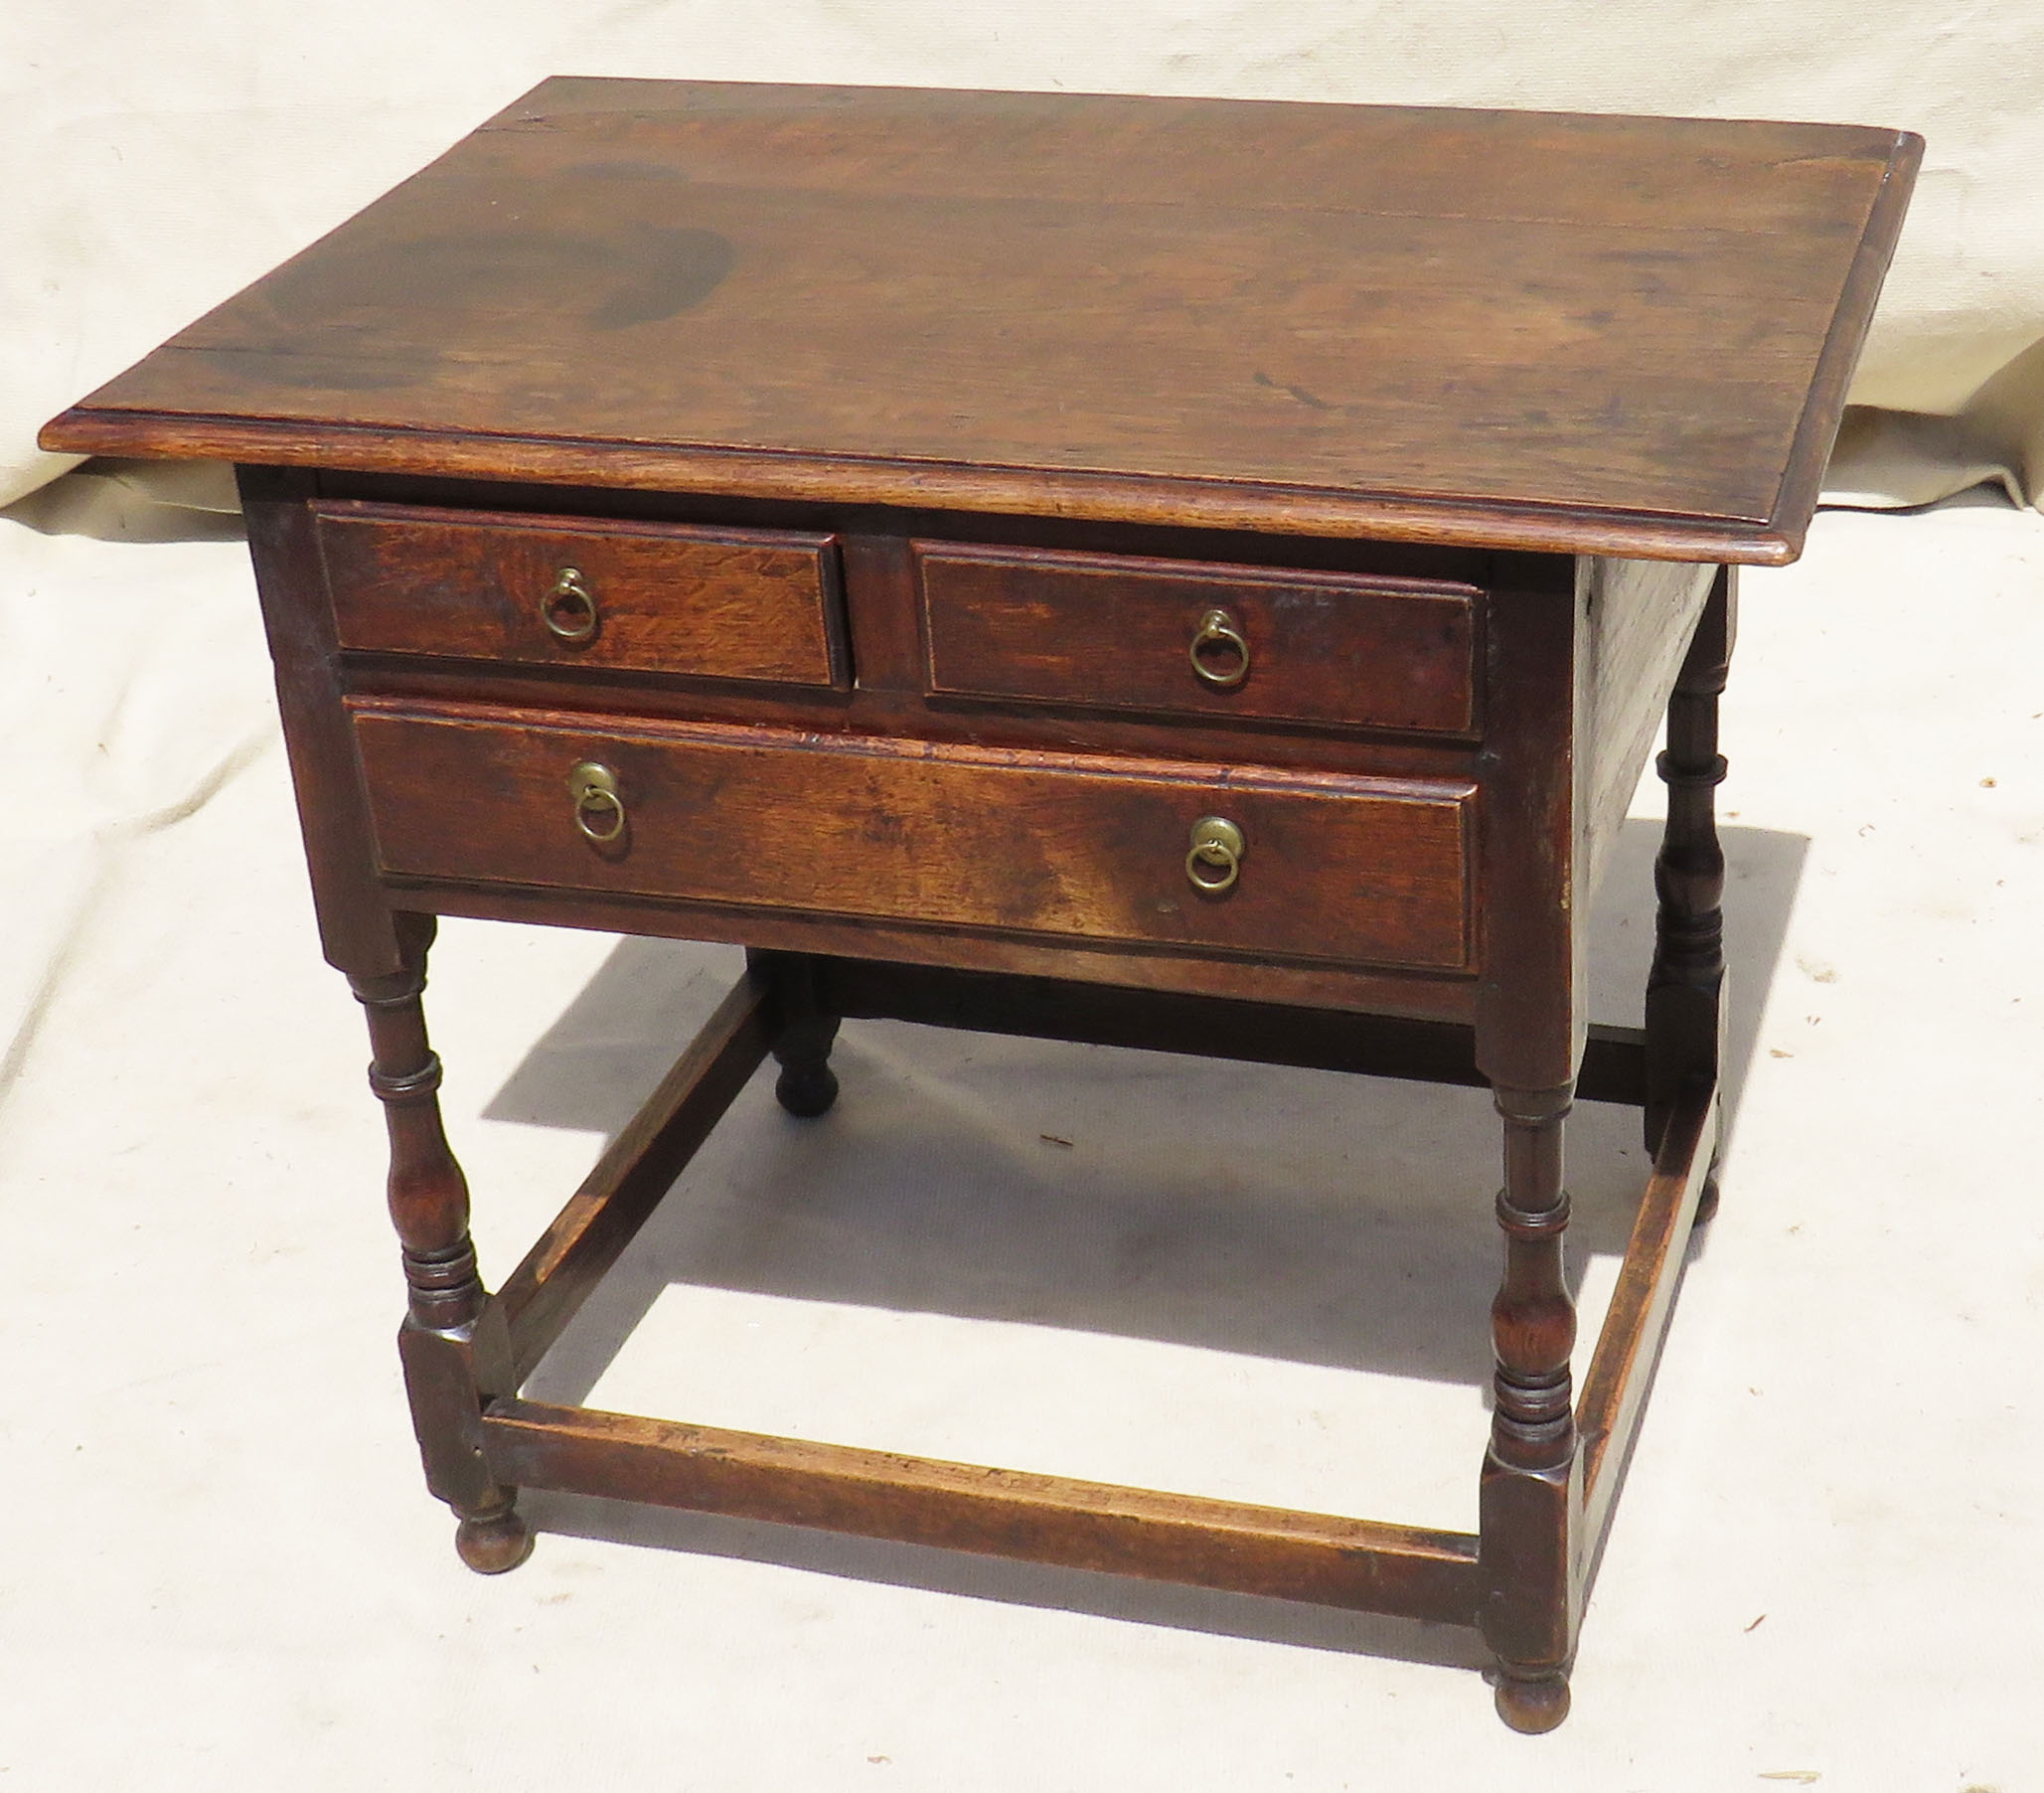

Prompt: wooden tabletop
xmin=43 ymin=80 xmax=1919 ymax=563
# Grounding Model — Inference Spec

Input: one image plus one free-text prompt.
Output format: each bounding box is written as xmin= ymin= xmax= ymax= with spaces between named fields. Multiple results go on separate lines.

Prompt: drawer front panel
xmin=317 ymin=502 xmax=847 ymax=688
xmin=918 ymin=544 xmax=1479 ymax=734
xmin=353 ymin=707 xmax=1474 ymax=972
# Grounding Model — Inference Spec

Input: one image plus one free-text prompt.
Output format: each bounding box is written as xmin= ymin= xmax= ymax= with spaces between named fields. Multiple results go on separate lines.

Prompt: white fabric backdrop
xmin=8 ymin=8 xmax=2044 ymax=1779
xmin=6 ymin=0 xmax=2044 ymax=510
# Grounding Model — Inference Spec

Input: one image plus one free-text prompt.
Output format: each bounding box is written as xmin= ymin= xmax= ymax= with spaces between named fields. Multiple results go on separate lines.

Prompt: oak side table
xmin=44 ymin=80 xmax=1919 ymax=1730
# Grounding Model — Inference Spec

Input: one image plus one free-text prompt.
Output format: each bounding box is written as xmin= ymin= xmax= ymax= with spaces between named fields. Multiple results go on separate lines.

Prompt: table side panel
xmin=1580 ymin=557 xmax=1717 ymax=902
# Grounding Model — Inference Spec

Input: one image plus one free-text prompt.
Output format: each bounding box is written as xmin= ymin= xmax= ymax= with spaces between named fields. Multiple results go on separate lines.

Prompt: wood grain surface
xmin=42 ymin=80 xmax=1919 ymax=562
xmin=349 ymin=701 xmax=1475 ymax=971
xmin=317 ymin=500 xmax=847 ymax=687
xmin=482 ymin=1398 xmax=1482 ymax=1623
xmin=917 ymin=543 xmax=1479 ymax=734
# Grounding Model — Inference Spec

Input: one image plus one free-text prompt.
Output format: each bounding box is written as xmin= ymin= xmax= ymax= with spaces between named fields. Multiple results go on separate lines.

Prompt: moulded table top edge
xmin=30 ymin=402 xmax=1825 ymax=564
xmin=36 ymin=407 xmax=1861 ymax=567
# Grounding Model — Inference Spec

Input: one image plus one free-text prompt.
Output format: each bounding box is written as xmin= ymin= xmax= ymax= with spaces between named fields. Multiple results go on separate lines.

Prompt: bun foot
xmin=1494 ymin=1671 xmax=1571 ymax=1733
xmin=455 ymin=1505 xmax=535 ymax=1574
xmin=1693 ymin=1172 xmax=1721 ymax=1226
xmin=775 ymin=1061 xmax=840 ymax=1117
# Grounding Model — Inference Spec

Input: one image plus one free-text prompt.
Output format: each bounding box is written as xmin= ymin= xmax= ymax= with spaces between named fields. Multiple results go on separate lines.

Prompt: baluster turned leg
xmin=1481 ymin=1081 xmax=1582 ymax=1733
xmin=351 ymin=913 xmax=530 ymax=1572
xmin=1647 ymin=568 xmax=1737 ymax=1221
xmin=753 ymin=950 xmax=842 ymax=1117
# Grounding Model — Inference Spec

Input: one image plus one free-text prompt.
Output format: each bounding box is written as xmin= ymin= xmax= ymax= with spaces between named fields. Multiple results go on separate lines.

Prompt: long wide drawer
xmin=917 ymin=543 xmax=1480 ymax=734
xmin=316 ymin=501 xmax=848 ymax=688
xmin=352 ymin=705 xmax=1476 ymax=972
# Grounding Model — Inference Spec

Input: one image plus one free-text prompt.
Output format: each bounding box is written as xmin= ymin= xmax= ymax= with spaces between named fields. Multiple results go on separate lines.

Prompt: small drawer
xmin=352 ymin=704 xmax=1475 ymax=973
xmin=917 ymin=544 xmax=1479 ymax=734
xmin=316 ymin=501 xmax=848 ymax=688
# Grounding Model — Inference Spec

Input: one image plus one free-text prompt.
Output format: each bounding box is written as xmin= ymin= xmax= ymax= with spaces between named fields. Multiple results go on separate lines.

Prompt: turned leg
xmin=351 ymin=912 xmax=530 ymax=1573
xmin=1480 ymin=1081 xmax=1583 ymax=1733
xmin=1647 ymin=567 xmax=1737 ymax=1221
xmin=751 ymin=950 xmax=842 ymax=1117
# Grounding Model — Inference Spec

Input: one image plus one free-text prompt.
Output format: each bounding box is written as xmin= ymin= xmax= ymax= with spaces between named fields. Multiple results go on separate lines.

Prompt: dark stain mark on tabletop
xmin=587 ymin=227 xmax=736 ymax=327
xmin=215 ymin=223 xmax=739 ymax=362
xmin=1253 ymin=370 xmax=1336 ymax=412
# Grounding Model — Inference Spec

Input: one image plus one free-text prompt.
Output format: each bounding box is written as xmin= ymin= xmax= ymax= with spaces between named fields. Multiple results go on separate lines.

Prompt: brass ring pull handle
xmin=1185 ymin=815 xmax=1245 ymax=894
xmin=541 ymin=567 xmax=599 ymax=643
xmin=1188 ymin=606 xmax=1250 ymax=689
xmin=567 ymin=760 xmax=626 ymax=843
